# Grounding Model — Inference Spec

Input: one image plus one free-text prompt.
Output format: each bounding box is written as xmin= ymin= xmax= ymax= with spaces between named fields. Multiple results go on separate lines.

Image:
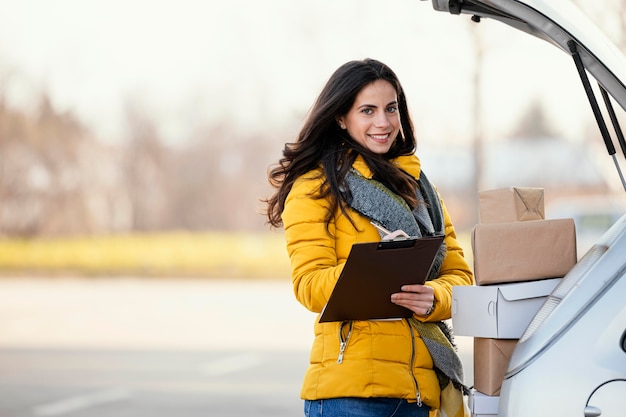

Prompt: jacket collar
xmin=351 ymin=153 xmax=422 ymax=180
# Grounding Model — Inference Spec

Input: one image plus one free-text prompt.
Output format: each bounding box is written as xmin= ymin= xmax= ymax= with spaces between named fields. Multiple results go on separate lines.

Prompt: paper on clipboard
xmin=318 ymin=234 xmax=444 ymax=323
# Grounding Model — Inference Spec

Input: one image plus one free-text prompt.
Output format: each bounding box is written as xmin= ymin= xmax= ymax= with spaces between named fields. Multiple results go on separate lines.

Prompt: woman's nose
xmin=374 ymin=111 xmax=391 ymax=127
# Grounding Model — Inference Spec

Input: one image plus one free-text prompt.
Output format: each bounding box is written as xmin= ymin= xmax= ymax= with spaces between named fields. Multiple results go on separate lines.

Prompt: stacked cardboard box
xmin=452 ymin=187 xmax=578 ymax=415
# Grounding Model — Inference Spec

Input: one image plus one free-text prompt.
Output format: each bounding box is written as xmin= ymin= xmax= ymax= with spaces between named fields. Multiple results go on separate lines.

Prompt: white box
xmin=451 ymin=278 xmax=561 ymax=338
xmin=469 ymin=389 xmax=500 ymax=417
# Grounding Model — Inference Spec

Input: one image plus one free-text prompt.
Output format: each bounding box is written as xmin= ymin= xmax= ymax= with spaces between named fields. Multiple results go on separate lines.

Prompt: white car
xmin=422 ymin=1 xmax=626 ymax=416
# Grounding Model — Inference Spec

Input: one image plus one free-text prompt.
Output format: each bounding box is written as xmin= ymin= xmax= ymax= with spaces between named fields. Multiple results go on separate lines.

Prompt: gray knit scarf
xmin=344 ymin=168 xmax=467 ymax=393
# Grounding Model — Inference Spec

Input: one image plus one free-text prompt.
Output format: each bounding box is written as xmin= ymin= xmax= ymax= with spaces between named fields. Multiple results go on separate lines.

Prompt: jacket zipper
xmin=407 ymin=319 xmax=422 ymax=407
xmin=337 ymin=321 xmax=353 ymax=364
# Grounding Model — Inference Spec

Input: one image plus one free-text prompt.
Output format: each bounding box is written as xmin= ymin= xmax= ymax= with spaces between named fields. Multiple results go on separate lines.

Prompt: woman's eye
xmin=362 ymin=108 xmax=373 ymax=115
xmin=387 ymin=106 xmax=398 ymax=113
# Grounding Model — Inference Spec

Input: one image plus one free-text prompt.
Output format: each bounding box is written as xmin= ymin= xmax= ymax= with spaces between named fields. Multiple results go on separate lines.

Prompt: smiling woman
xmin=264 ymin=58 xmax=474 ymax=417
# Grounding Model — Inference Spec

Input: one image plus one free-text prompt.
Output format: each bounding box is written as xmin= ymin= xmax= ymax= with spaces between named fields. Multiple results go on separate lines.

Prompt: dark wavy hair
xmin=264 ymin=58 xmax=419 ymax=229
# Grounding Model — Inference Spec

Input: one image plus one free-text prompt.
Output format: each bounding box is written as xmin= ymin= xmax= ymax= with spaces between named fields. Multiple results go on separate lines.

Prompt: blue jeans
xmin=304 ymin=398 xmax=430 ymax=417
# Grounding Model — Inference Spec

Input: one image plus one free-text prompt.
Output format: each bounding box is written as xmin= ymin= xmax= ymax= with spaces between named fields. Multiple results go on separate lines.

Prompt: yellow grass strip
xmin=0 ymin=231 xmax=291 ymax=278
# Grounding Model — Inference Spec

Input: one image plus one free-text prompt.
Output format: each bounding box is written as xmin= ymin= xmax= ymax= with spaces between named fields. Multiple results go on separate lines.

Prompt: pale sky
xmin=0 ymin=0 xmax=603 ymax=146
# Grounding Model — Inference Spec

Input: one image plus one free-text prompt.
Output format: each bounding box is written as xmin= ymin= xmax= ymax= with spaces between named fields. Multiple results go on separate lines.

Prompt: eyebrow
xmin=357 ymin=100 xmax=398 ymax=109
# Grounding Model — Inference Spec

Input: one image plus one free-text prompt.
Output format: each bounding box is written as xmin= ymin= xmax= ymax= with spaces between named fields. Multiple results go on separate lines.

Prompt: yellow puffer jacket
xmin=282 ymin=153 xmax=474 ymax=410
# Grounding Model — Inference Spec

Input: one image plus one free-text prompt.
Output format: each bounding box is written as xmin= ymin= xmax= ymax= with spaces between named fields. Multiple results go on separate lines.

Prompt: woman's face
xmin=337 ymin=79 xmax=401 ymax=155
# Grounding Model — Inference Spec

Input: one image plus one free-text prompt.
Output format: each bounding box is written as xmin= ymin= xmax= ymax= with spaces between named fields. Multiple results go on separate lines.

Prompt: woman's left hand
xmin=390 ymin=284 xmax=434 ymax=316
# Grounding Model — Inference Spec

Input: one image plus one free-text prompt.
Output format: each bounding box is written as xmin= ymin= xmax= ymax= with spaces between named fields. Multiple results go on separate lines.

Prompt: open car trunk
xmin=422 ymin=1 xmax=626 ymax=416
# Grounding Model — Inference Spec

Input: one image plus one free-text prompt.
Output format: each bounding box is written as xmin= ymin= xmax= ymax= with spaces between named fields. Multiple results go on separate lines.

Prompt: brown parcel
xmin=474 ymin=338 xmax=518 ymax=396
xmin=479 ymin=187 xmax=544 ymax=224
xmin=472 ymin=218 xmax=577 ymax=285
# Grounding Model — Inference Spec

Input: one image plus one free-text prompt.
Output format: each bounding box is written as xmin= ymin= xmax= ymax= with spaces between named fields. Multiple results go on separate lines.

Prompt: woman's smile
xmin=368 ymin=132 xmax=392 ymax=142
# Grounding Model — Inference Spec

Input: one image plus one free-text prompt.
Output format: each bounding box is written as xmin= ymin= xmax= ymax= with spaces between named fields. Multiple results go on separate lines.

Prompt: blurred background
xmin=0 ymin=0 xmax=625 ymax=247
xmin=0 ymin=1 xmax=625 ymax=253
xmin=0 ymin=0 xmax=625 ymax=415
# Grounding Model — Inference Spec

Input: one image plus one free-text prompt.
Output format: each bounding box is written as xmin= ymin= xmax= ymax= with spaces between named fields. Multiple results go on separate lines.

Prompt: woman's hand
xmin=390 ymin=284 xmax=434 ymax=316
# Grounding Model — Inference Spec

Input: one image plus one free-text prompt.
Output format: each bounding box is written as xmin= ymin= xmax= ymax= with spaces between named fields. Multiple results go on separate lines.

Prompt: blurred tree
xmin=0 ymin=92 xmax=128 ymax=237
xmin=508 ymin=99 xmax=558 ymax=140
xmin=122 ymin=100 xmax=172 ymax=231
xmin=0 ymin=86 xmax=284 ymax=236
xmin=168 ymin=124 xmax=279 ymax=232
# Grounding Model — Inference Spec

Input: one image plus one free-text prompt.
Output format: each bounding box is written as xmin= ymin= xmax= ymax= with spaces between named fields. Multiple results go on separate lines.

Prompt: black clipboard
xmin=319 ymin=235 xmax=444 ymax=323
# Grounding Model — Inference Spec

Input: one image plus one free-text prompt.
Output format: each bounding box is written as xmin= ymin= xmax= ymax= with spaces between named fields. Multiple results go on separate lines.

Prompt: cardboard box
xmin=479 ymin=187 xmax=544 ymax=223
xmin=451 ymin=278 xmax=561 ymax=338
xmin=472 ymin=219 xmax=577 ymax=285
xmin=468 ymin=389 xmax=500 ymax=416
xmin=474 ymin=338 xmax=518 ymax=396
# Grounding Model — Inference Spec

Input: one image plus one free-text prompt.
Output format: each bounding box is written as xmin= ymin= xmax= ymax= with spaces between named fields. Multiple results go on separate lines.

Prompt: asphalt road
xmin=0 ymin=348 xmax=307 ymax=417
xmin=0 ymin=277 xmax=473 ymax=417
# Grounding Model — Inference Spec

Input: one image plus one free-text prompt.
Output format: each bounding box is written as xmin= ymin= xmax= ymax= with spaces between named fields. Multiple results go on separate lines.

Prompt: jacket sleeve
xmin=282 ymin=175 xmax=344 ymax=313
xmin=423 ymin=195 xmax=474 ymax=322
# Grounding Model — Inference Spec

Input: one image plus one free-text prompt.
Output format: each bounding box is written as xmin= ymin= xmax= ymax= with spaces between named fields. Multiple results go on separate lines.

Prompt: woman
xmin=265 ymin=59 xmax=473 ymax=417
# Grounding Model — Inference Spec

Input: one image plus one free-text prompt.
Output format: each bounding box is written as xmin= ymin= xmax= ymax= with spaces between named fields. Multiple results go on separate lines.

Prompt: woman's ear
xmin=337 ymin=118 xmax=346 ymax=130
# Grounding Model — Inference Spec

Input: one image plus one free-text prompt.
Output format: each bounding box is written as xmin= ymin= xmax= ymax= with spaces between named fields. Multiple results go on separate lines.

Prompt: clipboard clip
xmin=370 ymin=221 xmax=410 ymax=241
